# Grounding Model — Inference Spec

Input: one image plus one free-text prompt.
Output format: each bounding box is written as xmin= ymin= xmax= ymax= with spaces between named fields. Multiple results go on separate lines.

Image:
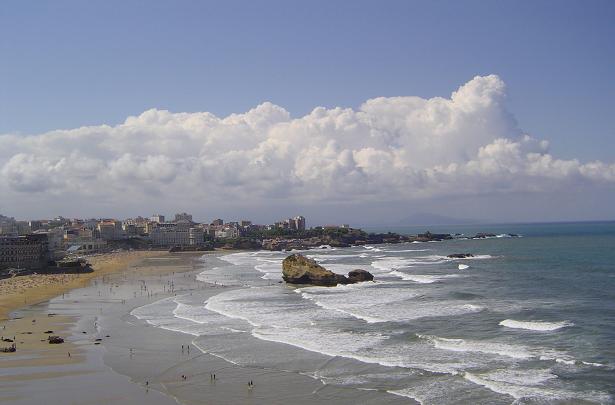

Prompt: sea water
xmin=132 ymin=222 xmax=615 ymax=404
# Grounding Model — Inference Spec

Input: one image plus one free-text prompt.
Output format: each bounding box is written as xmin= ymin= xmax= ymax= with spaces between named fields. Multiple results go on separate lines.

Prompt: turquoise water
xmin=133 ymin=222 xmax=615 ymax=404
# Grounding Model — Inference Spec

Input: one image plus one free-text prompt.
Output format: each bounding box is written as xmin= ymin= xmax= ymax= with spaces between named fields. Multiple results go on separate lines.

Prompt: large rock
xmin=347 ymin=269 xmax=374 ymax=283
xmin=282 ymin=254 xmax=373 ymax=286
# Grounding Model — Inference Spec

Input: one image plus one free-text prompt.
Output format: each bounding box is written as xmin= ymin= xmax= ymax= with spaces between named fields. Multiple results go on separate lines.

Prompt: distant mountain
xmin=395 ymin=212 xmax=480 ymax=226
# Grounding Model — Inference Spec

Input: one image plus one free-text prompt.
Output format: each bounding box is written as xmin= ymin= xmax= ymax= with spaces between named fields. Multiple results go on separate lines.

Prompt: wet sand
xmin=0 ymin=250 xmax=166 ymax=321
xmin=0 ymin=314 xmax=82 ymax=369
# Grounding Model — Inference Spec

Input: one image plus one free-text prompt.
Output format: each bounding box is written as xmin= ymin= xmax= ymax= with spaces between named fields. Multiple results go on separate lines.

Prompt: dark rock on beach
xmin=48 ymin=336 xmax=64 ymax=344
xmin=282 ymin=254 xmax=374 ymax=286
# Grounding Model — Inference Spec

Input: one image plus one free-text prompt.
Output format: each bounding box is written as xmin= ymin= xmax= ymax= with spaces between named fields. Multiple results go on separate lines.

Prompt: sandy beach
xmin=0 ymin=250 xmax=407 ymax=404
xmin=0 ymin=250 xmax=166 ymax=321
xmin=0 ymin=251 xmax=179 ymax=403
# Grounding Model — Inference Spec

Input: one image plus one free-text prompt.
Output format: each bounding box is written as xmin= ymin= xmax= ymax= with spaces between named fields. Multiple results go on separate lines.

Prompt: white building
xmin=149 ymin=224 xmax=204 ymax=247
xmin=214 ymin=226 xmax=239 ymax=239
xmin=34 ymin=228 xmax=65 ymax=260
xmin=96 ymin=221 xmax=126 ymax=240
xmin=150 ymin=214 xmax=165 ymax=223
xmin=66 ymin=239 xmax=107 ymax=255
xmin=189 ymin=228 xmax=204 ymax=245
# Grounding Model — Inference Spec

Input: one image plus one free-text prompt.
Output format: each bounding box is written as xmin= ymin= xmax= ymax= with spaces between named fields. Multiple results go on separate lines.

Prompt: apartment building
xmin=0 ymin=234 xmax=50 ymax=270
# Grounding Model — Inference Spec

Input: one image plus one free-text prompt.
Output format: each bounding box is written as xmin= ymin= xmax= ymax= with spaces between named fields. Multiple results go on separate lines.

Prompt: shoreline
xmin=0 ymin=249 xmax=244 ymax=321
xmin=1 ymin=249 xmax=408 ymax=404
xmin=0 ymin=250 xmax=169 ymax=321
xmin=0 ymin=250 xmax=208 ymax=404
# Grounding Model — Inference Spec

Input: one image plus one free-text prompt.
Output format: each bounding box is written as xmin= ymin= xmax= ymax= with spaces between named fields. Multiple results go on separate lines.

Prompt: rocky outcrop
xmin=471 ymin=233 xmax=496 ymax=239
xmin=447 ymin=253 xmax=474 ymax=259
xmin=347 ymin=269 xmax=374 ymax=283
xmin=282 ymin=254 xmax=374 ymax=286
xmin=416 ymin=231 xmax=453 ymax=242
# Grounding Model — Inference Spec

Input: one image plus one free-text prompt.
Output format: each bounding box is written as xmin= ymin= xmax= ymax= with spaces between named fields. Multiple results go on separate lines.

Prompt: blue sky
xmin=2 ymin=0 xmax=614 ymax=160
xmin=1 ymin=1 xmax=614 ymax=223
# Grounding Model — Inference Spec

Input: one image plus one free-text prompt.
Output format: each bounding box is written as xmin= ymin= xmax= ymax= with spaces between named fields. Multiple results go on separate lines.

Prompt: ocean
xmin=131 ymin=222 xmax=615 ymax=404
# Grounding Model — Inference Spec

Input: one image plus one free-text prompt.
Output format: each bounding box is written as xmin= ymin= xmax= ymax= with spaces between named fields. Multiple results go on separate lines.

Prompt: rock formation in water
xmin=447 ymin=253 xmax=474 ymax=258
xmin=347 ymin=269 xmax=374 ymax=283
xmin=282 ymin=254 xmax=374 ymax=286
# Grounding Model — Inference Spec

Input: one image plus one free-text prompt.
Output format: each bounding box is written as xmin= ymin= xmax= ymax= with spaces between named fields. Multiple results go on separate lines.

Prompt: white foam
xmin=299 ymin=284 xmax=484 ymax=323
xmin=388 ymin=271 xmax=460 ymax=283
xmin=382 ymin=249 xmax=431 ymax=253
xmin=464 ymin=371 xmax=611 ymax=403
xmin=421 ymin=335 xmax=534 ymax=359
xmin=305 ymin=253 xmax=363 ymax=261
xmin=499 ymin=319 xmax=574 ymax=331
xmin=370 ymin=257 xmax=418 ymax=272
xmin=253 ymin=258 xmax=283 ymax=281
xmin=389 ymin=377 xmax=496 ymax=405
xmin=457 ymin=264 xmax=470 ymax=270
xmin=132 ymin=297 xmax=210 ymax=337
xmin=421 ymin=335 xmax=580 ymax=368
xmin=219 ymin=251 xmax=256 ymax=265
xmin=297 ymin=283 xmax=419 ymax=323
xmin=204 ymin=286 xmax=492 ymax=375
xmin=301 ymin=295 xmax=387 ymax=323
xmin=549 ymin=356 xmax=576 ymax=365
xmin=481 ymin=368 xmax=557 ymax=386
xmin=172 ymin=301 xmax=209 ymax=324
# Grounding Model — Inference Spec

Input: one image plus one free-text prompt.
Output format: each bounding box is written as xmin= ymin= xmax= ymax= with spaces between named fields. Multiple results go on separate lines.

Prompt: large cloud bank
xmin=1 ymin=75 xmax=614 ymax=213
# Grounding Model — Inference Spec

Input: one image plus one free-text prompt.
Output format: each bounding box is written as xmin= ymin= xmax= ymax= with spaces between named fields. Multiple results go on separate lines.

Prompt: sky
xmin=1 ymin=0 xmax=614 ymax=225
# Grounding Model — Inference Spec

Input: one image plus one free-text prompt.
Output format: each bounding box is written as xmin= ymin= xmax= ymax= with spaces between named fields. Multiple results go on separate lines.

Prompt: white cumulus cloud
xmin=1 ymin=74 xmax=613 ymax=216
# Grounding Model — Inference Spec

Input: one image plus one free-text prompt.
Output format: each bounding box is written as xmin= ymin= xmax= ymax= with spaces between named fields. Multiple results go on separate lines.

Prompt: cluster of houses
xmin=0 ymin=213 xmax=306 ymax=272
